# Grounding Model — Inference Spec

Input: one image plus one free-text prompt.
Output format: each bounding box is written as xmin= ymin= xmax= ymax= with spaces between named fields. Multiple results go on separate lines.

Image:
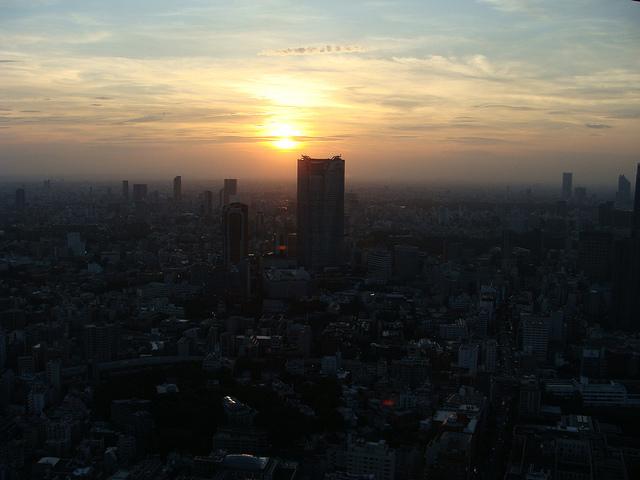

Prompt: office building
xmin=173 ymin=175 xmax=182 ymax=201
xmin=520 ymin=314 xmax=550 ymax=361
xmin=483 ymin=339 xmax=498 ymax=373
xmin=346 ymin=439 xmax=396 ymax=480
xmin=132 ymin=184 xmax=148 ymax=202
xmin=519 ymin=377 xmax=541 ymax=417
xmin=223 ymin=202 xmax=249 ymax=267
xmin=84 ymin=324 xmax=118 ymax=362
xmin=122 ymin=180 xmax=129 ymax=200
xmin=297 ymin=155 xmax=345 ymax=271
xmin=220 ymin=178 xmax=238 ymax=207
xmin=562 ymin=172 xmax=572 ymax=199
xmin=367 ymin=248 xmax=393 ymax=282
xmin=46 ymin=360 xmax=62 ymax=390
xmin=578 ymin=230 xmax=613 ymax=280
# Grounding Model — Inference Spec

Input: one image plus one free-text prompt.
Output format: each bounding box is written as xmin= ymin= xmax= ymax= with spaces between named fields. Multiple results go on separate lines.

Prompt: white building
xmin=346 ymin=439 xmax=396 ymax=480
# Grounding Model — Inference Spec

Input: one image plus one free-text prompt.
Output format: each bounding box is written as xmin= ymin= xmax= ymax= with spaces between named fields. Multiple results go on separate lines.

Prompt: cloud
xmin=121 ymin=114 xmax=165 ymax=124
xmin=259 ymin=45 xmax=366 ymax=56
xmin=391 ymin=54 xmax=520 ymax=80
xmin=585 ymin=123 xmax=612 ymax=129
xmin=0 ymin=59 xmax=20 ymax=63
xmin=474 ymin=104 xmax=538 ymax=111
xmin=447 ymin=136 xmax=515 ymax=145
xmin=477 ymin=0 xmax=548 ymax=17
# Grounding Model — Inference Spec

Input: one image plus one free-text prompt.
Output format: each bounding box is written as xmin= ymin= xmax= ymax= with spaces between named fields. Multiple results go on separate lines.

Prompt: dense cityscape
xmin=0 ymin=156 xmax=639 ymax=479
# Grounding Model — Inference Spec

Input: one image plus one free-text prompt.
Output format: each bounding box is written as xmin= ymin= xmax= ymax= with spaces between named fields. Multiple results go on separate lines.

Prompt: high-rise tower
xmin=611 ymin=163 xmax=640 ymax=331
xmin=220 ymin=179 xmax=238 ymax=208
xmin=222 ymin=202 xmax=249 ymax=268
xmin=173 ymin=176 xmax=182 ymax=201
xmin=297 ymin=155 xmax=345 ymax=271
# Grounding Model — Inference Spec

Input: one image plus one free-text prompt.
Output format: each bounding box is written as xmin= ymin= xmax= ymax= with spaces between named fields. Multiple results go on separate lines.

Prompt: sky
xmin=1 ymin=0 xmax=639 ymax=184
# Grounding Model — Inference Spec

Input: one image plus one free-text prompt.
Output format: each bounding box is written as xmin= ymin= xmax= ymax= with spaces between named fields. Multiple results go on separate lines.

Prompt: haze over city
xmin=1 ymin=0 xmax=639 ymax=183
xmin=3 ymin=3 xmax=640 ymax=480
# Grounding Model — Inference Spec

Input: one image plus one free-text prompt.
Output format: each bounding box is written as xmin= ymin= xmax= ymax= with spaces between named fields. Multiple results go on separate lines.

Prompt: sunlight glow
xmin=266 ymin=122 xmax=302 ymax=150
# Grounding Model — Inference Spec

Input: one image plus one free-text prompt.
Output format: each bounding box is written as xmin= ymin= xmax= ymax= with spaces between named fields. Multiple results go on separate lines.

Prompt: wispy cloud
xmin=259 ymin=45 xmax=366 ymax=56
xmin=477 ymin=0 xmax=548 ymax=17
xmin=585 ymin=123 xmax=612 ymax=129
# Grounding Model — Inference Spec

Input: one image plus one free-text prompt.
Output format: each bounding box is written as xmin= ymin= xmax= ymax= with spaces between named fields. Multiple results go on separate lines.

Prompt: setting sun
xmin=266 ymin=122 xmax=302 ymax=150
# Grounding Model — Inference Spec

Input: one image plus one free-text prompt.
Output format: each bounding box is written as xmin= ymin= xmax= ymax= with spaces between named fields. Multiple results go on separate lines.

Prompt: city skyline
xmin=1 ymin=0 xmax=640 ymax=183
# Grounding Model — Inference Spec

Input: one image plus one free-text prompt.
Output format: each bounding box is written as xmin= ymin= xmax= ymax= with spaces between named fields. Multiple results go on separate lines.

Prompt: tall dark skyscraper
xmin=122 ymin=180 xmax=129 ymax=200
xmin=220 ymin=178 xmax=238 ymax=208
xmin=222 ymin=202 xmax=249 ymax=267
xmin=173 ymin=176 xmax=182 ymax=201
xmin=562 ymin=172 xmax=573 ymax=199
xmin=15 ymin=188 xmax=26 ymax=210
xmin=612 ymin=163 xmax=640 ymax=331
xmin=297 ymin=155 xmax=345 ymax=271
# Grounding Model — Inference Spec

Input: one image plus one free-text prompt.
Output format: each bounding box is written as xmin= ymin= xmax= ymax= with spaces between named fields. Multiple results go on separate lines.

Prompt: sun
xmin=273 ymin=137 xmax=298 ymax=149
xmin=266 ymin=122 xmax=302 ymax=150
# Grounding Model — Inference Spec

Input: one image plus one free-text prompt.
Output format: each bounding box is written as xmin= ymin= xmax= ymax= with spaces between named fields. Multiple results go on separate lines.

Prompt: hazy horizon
xmin=1 ymin=0 xmax=639 ymax=184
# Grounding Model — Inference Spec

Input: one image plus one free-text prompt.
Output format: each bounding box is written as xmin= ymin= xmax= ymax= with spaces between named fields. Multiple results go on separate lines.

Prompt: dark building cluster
xmin=1 ymin=160 xmax=640 ymax=480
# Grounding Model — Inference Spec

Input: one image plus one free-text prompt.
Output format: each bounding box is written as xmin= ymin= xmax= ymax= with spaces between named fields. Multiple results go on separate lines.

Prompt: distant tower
xmin=222 ymin=202 xmax=249 ymax=267
xmin=132 ymin=184 xmax=148 ymax=202
xmin=173 ymin=176 xmax=182 ymax=201
xmin=562 ymin=172 xmax=573 ymax=199
xmin=297 ymin=155 xmax=345 ymax=271
xmin=220 ymin=178 xmax=238 ymax=208
xmin=203 ymin=190 xmax=213 ymax=217
xmin=122 ymin=180 xmax=129 ymax=201
xmin=617 ymin=174 xmax=631 ymax=206
xmin=15 ymin=188 xmax=26 ymax=210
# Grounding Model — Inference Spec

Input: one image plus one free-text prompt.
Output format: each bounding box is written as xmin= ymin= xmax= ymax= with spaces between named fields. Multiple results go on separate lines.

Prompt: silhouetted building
xmin=84 ymin=324 xmax=118 ymax=362
xmin=132 ymin=184 xmax=148 ymax=202
xmin=617 ymin=173 xmax=631 ymax=206
xmin=562 ymin=172 xmax=573 ymax=199
xmin=173 ymin=175 xmax=182 ymax=201
xmin=578 ymin=231 xmax=613 ymax=280
xmin=297 ymin=155 xmax=345 ymax=271
xmin=220 ymin=178 xmax=238 ymax=207
xmin=612 ymin=163 xmax=640 ymax=331
xmin=223 ymin=202 xmax=249 ymax=267
xmin=122 ymin=180 xmax=129 ymax=200
xmin=15 ymin=188 xmax=26 ymax=210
